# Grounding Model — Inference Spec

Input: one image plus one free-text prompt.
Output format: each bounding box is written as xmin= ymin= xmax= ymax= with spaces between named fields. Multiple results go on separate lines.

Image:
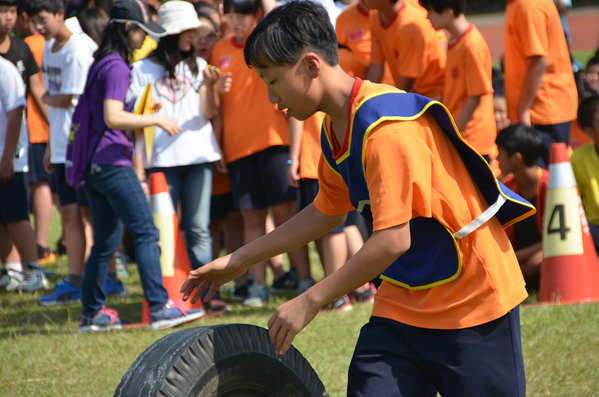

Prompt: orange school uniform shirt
xmin=298 ymin=112 xmax=326 ymax=180
xmin=210 ymin=37 xmax=289 ymax=164
xmin=24 ymin=34 xmax=50 ymax=144
xmin=335 ymin=3 xmax=394 ymax=84
xmin=444 ymin=25 xmax=497 ymax=157
xmin=504 ymin=0 xmax=577 ymax=125
xmin=570 ymin=120 xmax=593 ymax=151
xmin=370 ymin=2 xmax=446 ymax=99
xmin=313 ymin=80 xmax=527 ymax=329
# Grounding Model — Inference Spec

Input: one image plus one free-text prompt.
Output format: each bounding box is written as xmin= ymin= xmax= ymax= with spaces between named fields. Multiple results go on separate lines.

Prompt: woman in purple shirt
xmin=79 ymin=0 xmax=205 ymax=332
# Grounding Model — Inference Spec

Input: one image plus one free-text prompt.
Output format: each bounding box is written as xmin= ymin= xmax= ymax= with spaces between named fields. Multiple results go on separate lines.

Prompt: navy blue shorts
xmin=227 ymin=146 xmax=297 ymax=211
xmin=299 ymin=178 xmax=360 ymax=233
xmin=28 ymin=143 xmax=51 ymax=183
xmin=52 ymin=163 xmax=89 ymax=207
xmin=211 ymin=192 xmax=234 ymax=222
xmin=533 ymin=121 xmax=572 ymax=169
xmin=0 ymin=172 xmax=30 ymax=223
xmin=348 ymin=307 xmax=526 ymax=397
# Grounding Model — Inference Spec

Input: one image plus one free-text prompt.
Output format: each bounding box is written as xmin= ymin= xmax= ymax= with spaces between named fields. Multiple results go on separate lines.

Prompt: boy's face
xmin=585 ymin=63 xmax=599 ymax=94
xmin=493 ymin=96 xmax=511 ymax=132
xmin=31 ymin=9 xmax=64 ymax=41
xmin=363 ymin=0 xmax=391 ymax=12
xmin=0 ymin=5 xmax=17 ymax=36
xmin=253 ymin=54 xmax=321 ymax=121
xmin=424 ymin=7 xmax=452 ymax=31
xmin=224 ymin=11 xmax=257 ymax=41
xmin=583 ymin=108 xmax=599 ymax=143
xmin=496 ymin=146 xmax=517 ymax=176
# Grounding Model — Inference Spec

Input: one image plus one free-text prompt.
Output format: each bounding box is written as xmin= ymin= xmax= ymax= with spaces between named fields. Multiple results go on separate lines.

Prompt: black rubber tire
xmin=114 ymin=324 xmax=329 ymax=397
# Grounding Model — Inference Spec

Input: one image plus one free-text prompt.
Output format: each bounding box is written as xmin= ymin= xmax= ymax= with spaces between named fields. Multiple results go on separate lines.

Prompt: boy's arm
xmin=365 ymin=63 xmax=384 ymax=83
xmin=455 ymin=96 xmax=481 ymax=132
xmin=29 ymin=72 xmax=49 ymax=121
xmin=42 ymin=92 xmax=74 ymax=109
xmin=0 ymin=106 xmax=25 ymax=183
xmin=268 ymin=221 xmax=410 ymax=354
xmin=515 ymin=55 xmax=547 ymax=127
xmin=287 ymin=117 xmax=303 ymax=186
xmin=180 ymin=203 xmax=347 ymax=301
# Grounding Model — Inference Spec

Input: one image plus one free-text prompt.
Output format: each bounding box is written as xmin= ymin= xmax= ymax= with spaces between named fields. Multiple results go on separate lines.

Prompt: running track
xmin=470 ymin=6 xmax=599 ymax=62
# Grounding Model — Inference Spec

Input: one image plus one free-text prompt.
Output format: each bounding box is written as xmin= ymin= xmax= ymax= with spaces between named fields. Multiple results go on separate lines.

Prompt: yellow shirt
xmin=131 ymin=37 xmax=158 ymax=63
xmin=571 ymin=143 xmax=599 ymax=225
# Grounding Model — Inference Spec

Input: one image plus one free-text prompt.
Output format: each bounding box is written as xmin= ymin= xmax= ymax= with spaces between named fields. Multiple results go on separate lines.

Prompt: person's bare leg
xmin=344 ymin=225 xmax=371 ymax=293
xmin=60 ymin=203 xmax=87 ymax=278
xmin=239 ymin=208 xmax=268 ymax=284
xmin=80 ymin=206 xmax=94 ymax=263
xmin=30 ymin=181 xmax=53 ymax=249
xmin=265 ymin=211 xmax=285 ymax=278
xmin=6 ymin=220 xmax=38 ymax=263
xmin=0 ymin=225 xmax=20 ymax=267
xmin=270 ymin=200 xmax=310 ymax=279
xmin=315 ymin=232 xmax=347 ymax=277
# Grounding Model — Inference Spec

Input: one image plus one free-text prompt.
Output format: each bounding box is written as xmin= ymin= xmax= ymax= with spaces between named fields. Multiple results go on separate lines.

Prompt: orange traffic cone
xmin=141 ymin=172 xmax=205 ymax=324
xmin=540 ymin=143 xmax=599 ymax=304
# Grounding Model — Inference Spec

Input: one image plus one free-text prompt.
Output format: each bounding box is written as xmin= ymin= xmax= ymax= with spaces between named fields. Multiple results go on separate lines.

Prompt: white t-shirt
xmin=130 ymin=57 xmax=222 ymax=168
xmin=0 ymin=57 xmax=28 ymax=172
xmin=42 ymin=33 xmax=96 ymax=164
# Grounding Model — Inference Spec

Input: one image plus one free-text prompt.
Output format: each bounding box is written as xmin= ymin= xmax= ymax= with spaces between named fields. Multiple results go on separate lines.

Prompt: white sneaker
xmin=1 ymin=269 xmax=24 ymax=291
xmin=7 ymin=264 xmax=50 ymax=292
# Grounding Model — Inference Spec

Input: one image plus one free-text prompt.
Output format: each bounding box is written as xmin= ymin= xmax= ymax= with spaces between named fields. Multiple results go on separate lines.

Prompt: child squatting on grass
xmin=181 ymin=1 xmax=536 ymax=395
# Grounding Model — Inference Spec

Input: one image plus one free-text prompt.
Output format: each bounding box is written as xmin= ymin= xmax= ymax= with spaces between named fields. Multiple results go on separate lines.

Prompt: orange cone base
xmin=540 ymin=254 xmax=599 ymax=304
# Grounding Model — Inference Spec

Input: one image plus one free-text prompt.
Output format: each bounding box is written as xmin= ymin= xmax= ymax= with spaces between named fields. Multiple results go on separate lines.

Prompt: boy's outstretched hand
xmin=267 ymin=293 xmax=320 ymax=355
xmin=180 ymin=254 xmax=247 ymax=304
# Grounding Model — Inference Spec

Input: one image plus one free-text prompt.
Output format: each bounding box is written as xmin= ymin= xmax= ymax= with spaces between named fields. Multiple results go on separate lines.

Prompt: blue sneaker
xmin=79 ymin=306 xmax=130 ymax=332
xmin=150 ymin=299 xmax=205 ymax=331
xmin=104 ymin=277 xmax=127 ymax=298
xmin=38 ymin=280 xmax=81 ymax=305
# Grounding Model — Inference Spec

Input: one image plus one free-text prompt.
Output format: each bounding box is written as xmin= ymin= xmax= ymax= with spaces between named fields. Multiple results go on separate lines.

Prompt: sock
xmin=67 ymin=274 xmax=83 ymax=289
xmin=108 ymin=272 xmax=119 ymax=283
xmin=4 ymin=262 xmax=22 ymax=272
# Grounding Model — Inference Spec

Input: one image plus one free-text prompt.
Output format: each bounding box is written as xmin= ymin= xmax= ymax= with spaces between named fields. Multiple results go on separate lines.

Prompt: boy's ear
xmin=303 ymin=53 xmax=321 ymax=78
xmin=513 ymin=152 xmax=523 ymax=165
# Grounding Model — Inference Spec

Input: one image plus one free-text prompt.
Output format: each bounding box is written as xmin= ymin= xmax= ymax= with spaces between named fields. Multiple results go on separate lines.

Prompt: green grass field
xmin=2 ymin=48 xmax=599 ymax=396
xmin=2 ymin=208 xmax=599 ymax=396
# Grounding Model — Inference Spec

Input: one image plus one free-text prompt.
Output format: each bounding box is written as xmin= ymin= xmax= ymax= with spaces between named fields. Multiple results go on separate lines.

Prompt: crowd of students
xmin=1 ymin=0 xmax=598 ymax=332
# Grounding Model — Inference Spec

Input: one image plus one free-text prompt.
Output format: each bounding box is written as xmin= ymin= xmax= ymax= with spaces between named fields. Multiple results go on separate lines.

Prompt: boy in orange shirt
xmin=420 ymin=0 xmax=497 ymax=160
xmin=209 ymin=0 xmax=311 ymax=306
xmin=364 ymin=0 xmax=445 ymax=99
xmin=15 ymin=0 xmax=55 ymax=265
xmin=504 ymin=0 xmax=577 ymax=168
xmin=182 ymin=2 xmax=533 ymax=395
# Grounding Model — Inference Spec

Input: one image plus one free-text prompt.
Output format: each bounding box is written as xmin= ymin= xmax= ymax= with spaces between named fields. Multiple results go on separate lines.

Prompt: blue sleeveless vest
xmin=320 ymin=90 xmax=535 ymax=290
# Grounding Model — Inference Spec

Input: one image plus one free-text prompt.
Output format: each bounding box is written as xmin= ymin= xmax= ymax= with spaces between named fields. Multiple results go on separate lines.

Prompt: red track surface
xmin=473 ymin=8 xmax=599 ymax=62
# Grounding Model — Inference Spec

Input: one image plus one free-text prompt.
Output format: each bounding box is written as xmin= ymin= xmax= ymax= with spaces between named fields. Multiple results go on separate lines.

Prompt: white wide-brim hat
xmin=158 ymin=0 xmax=210 ymax=37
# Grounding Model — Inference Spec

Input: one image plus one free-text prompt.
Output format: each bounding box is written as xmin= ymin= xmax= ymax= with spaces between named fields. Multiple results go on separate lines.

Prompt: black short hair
xmin=28 ymin=0 xmax=66 ymax=16
xmin=495 ymin=124 xmax=543 ymax=166
xmin=223 ymin=0 xmax=262 ymax=15
xmin=244 ymin=0 xmax=338 ymax=69
xmin=577 ymin=96 xmax=599 ymax=130
xmin=0 ymin=0 xmax=18 ymax=7
xmin=586 ymin=56 xmax=599 ymax=72
xmin=418 ymin=0 xmax=465 ymax=15
xmin=492 ymin=69 xmax=505 ymax=97
xmin=17 ymin=0 xmax=35 ymax=15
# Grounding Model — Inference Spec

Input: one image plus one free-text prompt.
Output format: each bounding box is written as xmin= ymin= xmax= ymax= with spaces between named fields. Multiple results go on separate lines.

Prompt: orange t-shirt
xmin=314 ymin=80 xmax=526 ymax=329
xmin=403 ymin=0 xmax=449 ymax=45
xmin=210 ymin=37 xmax=289 ymax=164
xmin=570 ymin=120 xmax=593 ymax=151
xmin=335 ymin=3 xmax=395 ymax=85
xmin=370 ymin=2 xmax=446 ymax=99
xmin=298 ymin=112 xmax=325 ymax=180
xmin=504 ymin=0 xmax=577 ymax=125
xmin=445 ymin=25 xmax=497 ymax=157
xmin=24 ymin=34 xmax=49 ymax=144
